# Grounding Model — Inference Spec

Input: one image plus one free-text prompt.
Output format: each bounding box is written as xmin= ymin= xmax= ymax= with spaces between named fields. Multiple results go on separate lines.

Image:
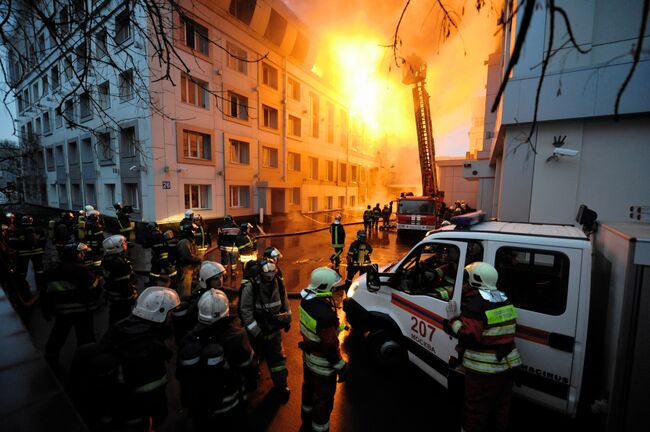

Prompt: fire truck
xmin=395 ymin=56 xmax=443 ymax=232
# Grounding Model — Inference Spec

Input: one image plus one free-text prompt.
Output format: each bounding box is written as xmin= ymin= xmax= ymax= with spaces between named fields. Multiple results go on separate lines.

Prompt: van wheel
xmin=368 ymin=329 xmax=405 ymax=368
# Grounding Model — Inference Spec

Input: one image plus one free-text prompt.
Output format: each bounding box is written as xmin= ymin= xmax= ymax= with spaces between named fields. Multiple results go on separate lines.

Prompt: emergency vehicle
xmin=343 ymin=209 xmax=649 ymax=426
xmin=395 ymin=195 xmax=440 ymax=232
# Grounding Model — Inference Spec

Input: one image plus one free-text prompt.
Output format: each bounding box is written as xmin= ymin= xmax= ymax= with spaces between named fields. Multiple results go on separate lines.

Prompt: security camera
xmin=129 ymin=165 xmax=138 ymax=171
xmin=553 ymin=148 xmax=579 ymax=157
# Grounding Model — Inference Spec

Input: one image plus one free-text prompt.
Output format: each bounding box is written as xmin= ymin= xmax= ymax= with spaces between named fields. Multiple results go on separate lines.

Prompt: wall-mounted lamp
xmin=216 ymin=170 xmax=223 ymax=176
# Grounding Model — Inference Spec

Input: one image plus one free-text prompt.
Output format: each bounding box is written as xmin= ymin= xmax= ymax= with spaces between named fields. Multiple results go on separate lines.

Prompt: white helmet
xmin=184 ymin=209 xmax=193 ymax=218
xmin=260 ymin=259 xmax=277 ymax=282
xmin=307 ymin=267 xmax=343 ymax=295
xmin=84 ymin=205 xmax=95 ymax=213
xmin=464 ymin=261 xmax=498 ymax=291
xmin=197 ymin=289 xmax=230 ymax=324
xmin=103 ymin=234 xmax=127 ymax=255
xmin=198 ymin=261 xmax=226 ymax=289
xmin=132 ymin=286 xmax=180 ymax=323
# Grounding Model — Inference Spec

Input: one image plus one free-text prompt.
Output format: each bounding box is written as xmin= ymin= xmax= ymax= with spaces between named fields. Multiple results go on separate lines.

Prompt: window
xmin=340 ymin=163 xmax=347 ymax=182
xmin=123 ymin=183 xmax=139 ymax=210
xmin=308 ymin=157 xmax=318 ymax=180
xmin=104 ymin=183 xmax=116 ymax=208
xmin=229 ymin=0 xmax=256 ymax=25
xmin=183 ymin=17 xmax=209 ymax=55
xmin=60 ymin=7 xmax=70 ymax=34
xmin=263 ymin=146 xmax=278 ymax=168
xmin=46 ymin=148 xmax=54 ymax=171
xmin=181 ymin=73 xmax=209 ymax=108
xmin=310 ymin=93 xmax=319 ymax=138
xmin=84 ymin=183 xmax=96 ymax=208
xmin=115 ymin=9 xmax=131 ymax=44
xmin=262 ymin=63 xmax=278 ymax=89
xmin=338 ymin=196 xmax=345 ymax=209
xmin=340 ymin=109 xmax=348 ymax=147
xmin=182 ymin=130 xmax=211 ymax=160
xmin=495 ymin=247 xmax=570 ymax=315
xmin=287 ymin=77 xmax=300 ymax=101
xmin=17 ymin=93 xmax=24 ymax=113
xmin=349 ymin=196 xmax=356 ymax=207
xmin=80 ymin=91 xmax=92 ymax=119
xmin=68 ymin=141 xmax=79 ymax=165
xmin=325 ymin=196 xmax=333 ymax=210
xmin=230 ymin=139 xmax=250 ymax=164
xmin=351 ymin=165 xmax=358 ymax=182
xmin=326 ymin=160 xmax=334 ymax=181
xmin=38 ymin=33 xmax=46 ymax=58
xmin=227 ymin=91 xmax=248 ymax=120
xmin=58 ymin=183 xmax=68 ymax=204
xmin=98 ymin=81 xmax=110 ymax=109
xmin=42 ymin=75 xmax=49 ymax=96
xmin=398 ymin=243 xmax=461 ymax=299
xmin=35 ymin=118 xmax=42 ymax=135
xmin=71 ymin=183 xmax=82 ymax=207
xmin=51 ymin=65 xmax=60 ymax=90
xmin=80 ymin=138 xmax=93 ymax=163
xmin=327 ymin=102 xmax=334 ymax=143
xmin=262 ymin=104 xmax=278 ymax=130
xmin=55 ymin=145 xmax=64 ymax=166
xmin=226 ymin=41 xmax=247 ymax=74
xmin=96 ymin=29 xmax=108 ymax=57
xmin=119 ymin=69 xmax=134 ymax=101
xmin=290 ymin=187 xmax=300 ymax=204
xmin=288 ymin=152 xmax=301 ymax=171
xmin=120 ymin=127 xmax=136 ymax=157
xmin=98 ymin=132 xmax=113 ymax=162
xmin=64 ymin=56 xmax=73 ymax=80
xmin=288 ymin=115 xmax=301 ymax=137
xmin=42 ymin=112 xmax=51 ymax=135
xmin=308 ymin=197 xmax=318 ymax=212
xmin=184 ymin=184 xmax=211 ymax=209
xmin=75 ymin=43 xmax=87 ymax=71
xmin=230 ymin=185 xmax=250 ymax=208
xmin=32 ymin=82 xmax=39 ymax=102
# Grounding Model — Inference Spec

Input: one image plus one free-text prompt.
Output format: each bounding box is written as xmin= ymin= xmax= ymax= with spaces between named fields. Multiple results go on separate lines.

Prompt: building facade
xmin=9 ymin=0 xmax=378 ymax=223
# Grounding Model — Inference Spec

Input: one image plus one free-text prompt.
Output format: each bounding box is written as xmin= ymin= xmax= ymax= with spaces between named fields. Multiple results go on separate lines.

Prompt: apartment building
xmin=9 ymin=0 xmax=378 ymax=223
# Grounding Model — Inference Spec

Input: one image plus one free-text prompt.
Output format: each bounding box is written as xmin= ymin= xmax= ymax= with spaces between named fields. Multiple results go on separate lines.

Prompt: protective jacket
xmin=329 ymin=223 xmax=345 ymax=248
xmin=372 ymin=206 xmax=381 ymax=220
xmin=444 ymin=290 xmax=521 ymax=374
xmin=347 ymin=240 xmax=373 ymax=266
xmin=362 ymin=209 xmax=373 ymax=223
xmin=16 ymin=225 xmax=46 ymax=258
xmin=116 ymin=210 xmax=134 ymax=243
xmin=218 ymin=222 xmax=240 ymax=251
xmin=298 ymin=290 xmax=346 ymax=376
xmin=102 ymin=254 xmax=138 ymax=304
xmin=177 ymin=238 xmax=201 ymax=267
xmin=84 ymin=221 xmax=104 ymax=269
xmin=238 ymin=275 xmax=291 ymax=337
xmin=235 ymin=232 xmax=257 ymax=256
xmin=44 ymin=261 xmax=100 ymax=315
xmin=195 ymin=223 xmax=212 ymax=252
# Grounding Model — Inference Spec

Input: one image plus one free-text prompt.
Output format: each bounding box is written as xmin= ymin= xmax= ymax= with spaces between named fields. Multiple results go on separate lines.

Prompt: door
xmin=489 ymin=242 xmax=582 ymax=414
xmin=388 ymin=240 xmax=467 ymax=386
xmin=271 ymin=188 xmax=285 ymax=214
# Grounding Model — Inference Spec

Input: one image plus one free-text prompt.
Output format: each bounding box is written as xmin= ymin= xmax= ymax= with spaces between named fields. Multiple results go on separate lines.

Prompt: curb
xmin=254 ymin=221 xmax=365 ymax=239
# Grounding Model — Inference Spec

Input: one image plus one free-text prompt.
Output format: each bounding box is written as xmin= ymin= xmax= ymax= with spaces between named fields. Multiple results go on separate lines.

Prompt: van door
xmin=490 ymin=243 xmax=582 ymax=415
xmin=388 ymin=240 xmax=467 ymax=387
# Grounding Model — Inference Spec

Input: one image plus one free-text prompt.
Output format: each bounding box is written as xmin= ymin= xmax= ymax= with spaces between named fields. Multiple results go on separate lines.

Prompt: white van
xmin=343 ymin=212 xmax=592 ymax=417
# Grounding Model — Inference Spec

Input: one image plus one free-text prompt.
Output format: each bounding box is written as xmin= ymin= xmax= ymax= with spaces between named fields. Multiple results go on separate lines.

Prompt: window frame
xmin=262 ymin=146 xmax=279 ymax=168
xmin=182 ymin=17 xmax=209 ymax=56
xmin=180 ymin=73 xmax=209 ymax=109
xmin=226 ymin=90 xmax=249 ymax=121
xmin=184 ymin=184 xmax=211 ymax=210
xmin=229 ymin=185 xmax=250 ymax=208
xmin=229 ymin=138 xmax=250 ymax=165
xmin=262 ymin=104 xmax=279 ymax=130
xmin=262 ymin=62 xmax=279 ymax=89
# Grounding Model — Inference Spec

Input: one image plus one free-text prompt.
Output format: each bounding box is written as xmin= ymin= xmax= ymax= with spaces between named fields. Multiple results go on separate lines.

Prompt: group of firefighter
xmin=362 ymin=201 xmax=393 ymax=232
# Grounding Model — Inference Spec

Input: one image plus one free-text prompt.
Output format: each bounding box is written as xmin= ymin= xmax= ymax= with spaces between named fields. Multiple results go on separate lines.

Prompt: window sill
xmin=99 ymin=159 xmax=115 ymax=166
xmin=224 ymin=115 xmax=251 ymax=127
xmin=259 ymin=126 xmax=280 ymax=135
xmin=178 ymin=157 xmax=214 ymax=166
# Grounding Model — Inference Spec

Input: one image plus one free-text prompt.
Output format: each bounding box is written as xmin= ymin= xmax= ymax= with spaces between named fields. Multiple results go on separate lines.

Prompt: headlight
xmin=347 ymin=281 xmax=360 ymax=297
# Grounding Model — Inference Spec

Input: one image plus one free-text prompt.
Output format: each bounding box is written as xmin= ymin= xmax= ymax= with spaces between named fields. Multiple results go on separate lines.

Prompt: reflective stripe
xmin=462 ymin=348 xmax=522 ymax=374
xmin=451 ymin=320 xmax=462 ymax=334
xmin=303 ymin=352 xmax=336 ymax=376
xmin=270 ymin=363 xmax=287 ymax=373
xmin=246 ymin=321 xmax=260 ymax=332
xmin=485 ymin=305 xmax=517 ymax=325
xmin=159 ymin=252 xmax=169 ymax=259
xmin=483 ymin=324 xmax=517 ymax=337
xmin=300 ymin=323 xmax=321 ymax=342
xmin=312 ymin=420 xmax=330 ymax=432
xmin=113 ymin=275 xmax=132 ymax=281
xmin=213 ymin=396 xmax=239 ymax=414
xmin=302 ymin=405 xmax=313 ymax=413
xmin=206 ymin=355 xmax=224 ymax=366
xmin=262 ymin=300 xmax=281 ymax=309
xmin=222 ymin=391 xmax=239 ymax=404
xmin=134 ymin=375 xmax=168 ymax=393
xmin=180 ymin=356 xmax=200 ymax=366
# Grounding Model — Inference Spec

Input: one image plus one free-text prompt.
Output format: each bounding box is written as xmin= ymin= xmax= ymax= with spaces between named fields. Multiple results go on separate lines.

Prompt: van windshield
xmin=398 ymin=200 xmax=436 ymax=215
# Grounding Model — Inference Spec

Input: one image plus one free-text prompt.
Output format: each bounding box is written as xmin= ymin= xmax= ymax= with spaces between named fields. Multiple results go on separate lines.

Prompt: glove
xmin=446 ymin=300 xmax=459 ymax=320
xmin=337 ymin=362 xmax=349 ymax=383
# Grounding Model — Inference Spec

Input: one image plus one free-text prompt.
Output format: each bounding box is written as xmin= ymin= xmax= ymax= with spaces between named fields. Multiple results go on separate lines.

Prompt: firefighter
xmin=144 ymin=222 xmax=176 ymax=287
xmin=53 ymin=211 xmax=75 ymax=257
xmin=193 ymin=213 xmax=212 ymax=257
xmin=263 ymin=246 xmax=283 ymax=277
xmin=372 ymin=203 xmax=381 ymax=230
xmin=163 ymin=229 xmax=179 ymax=268
xmin=84 ymin=210 xmax=104 ymax=274
xmin=381 ymin=201 xmax=393 ymax=230
xmin=238 ymin=257 xmax=292 ymax=402
xmin=102 ymin=234 xmax=138 ymax=324
xmin=43 ymin=242 xmax=100 ymax=366
xmin=329 ymin=214 xmax=345 ymax=271
xmin=15 ymin=214 xmax=46 ymax=291
xmin=218 ymin=215 xmax=240 ymax=279
xmin=97 ymin=286 xmax=180 ymax=431
xmin=177 ymin=289 xmax=258 ymax=431
xmin=180 ymin=209 xmax=194 ymax=232
xmin=236 ymin=223 xmax=257 ymax=272
xmin=298 ymin=267 xmax=348 ymax=432
xmin=114 ymin=202 xmax=135 ymax=247
xmin=345 ymin=230 xmax=373 ymax=288
xmin=177 ymin=222 xmax=201 ymax=297
xmin=362 ymin=205 xmax=373 ymax=232
xmin=443 ymin=262 xmax=522 ymax=432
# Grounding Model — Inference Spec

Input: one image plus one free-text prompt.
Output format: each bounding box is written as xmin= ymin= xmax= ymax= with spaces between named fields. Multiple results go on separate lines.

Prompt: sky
xmin=0 ymin=64 xmax=16 ymax=142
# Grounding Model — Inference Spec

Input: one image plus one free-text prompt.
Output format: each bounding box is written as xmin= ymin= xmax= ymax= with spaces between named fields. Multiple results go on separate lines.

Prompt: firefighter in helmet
xmin=329 ymin=214 xmax=345 ymax=271
xmin=15 ymin=214 xmax=46 ymax=290
xmin=102 ymin=234 xmax=138 ymax=324
xmin=345 ymin=229 xmax=373 ymax=288
xmin=176 ymin=222 xmax=201 ymax=296
xmin=236 ymin=223 xmax=257 ymax=272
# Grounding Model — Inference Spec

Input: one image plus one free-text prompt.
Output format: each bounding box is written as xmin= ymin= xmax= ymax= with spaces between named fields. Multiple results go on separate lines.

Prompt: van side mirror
xmin=367 ymin=264 xmax=381 ymax=292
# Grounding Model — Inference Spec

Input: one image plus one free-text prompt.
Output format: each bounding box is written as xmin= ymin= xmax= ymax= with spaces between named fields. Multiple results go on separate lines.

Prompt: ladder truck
xmin=395 ymin=55 xmax=443 ymax=232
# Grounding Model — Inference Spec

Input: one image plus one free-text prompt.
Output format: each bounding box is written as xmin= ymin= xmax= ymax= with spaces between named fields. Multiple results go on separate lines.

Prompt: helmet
xmin=367 ymin=205 xmax=371 ymax=209
xmin=197 ymin=289 xmax=230 ymax=324
xmin=307 ymin=267 xmax=342 ymax=295
xmin=263 ymin=247 xmax=282 ymax=262
xmin=240 ymin=223 xmax=252 ymax=233
xmin=103 ymin=234 xmax=127 ymax=255
xmin=464 ymin=262 xmax=498 ymax=291
xmin=224 ymin=215 xmax=233 ymax=223
xmin=334 ymin=213 xmax=342 ymax=221
xmin=184 ymin=209 xmax=193 ymax=218
xmin=61 ymin=211 xmax=75 ymax=222
xmin=84 ymin=205 xmax=95 ymax=213
xmin=259 ymin=259 xmax=277 ymax=282
xmin=376 ymin=203 xmax=380 ymax=207
xmin=5 ymin=212 xmax=15 ymax=221
xmin=113 ymin=202 xmax=123 ymax=210
xmin=198 ymin=261 xmax=226 ymax=289
xmin=163 ymin=229 xmax=175 ymax=240
xmin=86 ymin=210 xmax=100 ymax=223
xmin=146 ymin=222 xmax=159 ymax=231
xmin=62 ymin=242 xmax=91 ymax=262
xmin=21 ymin=215 xmax=34 ymax=226
xmin=132 ymin=287 xmax=180 ymax=323
xmin=192 ymin=213 xmax=202 ymax=223
xmin=357 ymin=229 xmax=366 ymax=239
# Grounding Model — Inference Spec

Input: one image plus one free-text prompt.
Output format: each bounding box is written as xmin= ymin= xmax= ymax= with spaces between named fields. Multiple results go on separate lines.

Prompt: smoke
xmin=284 ymin=0 xmax=502 ymax=194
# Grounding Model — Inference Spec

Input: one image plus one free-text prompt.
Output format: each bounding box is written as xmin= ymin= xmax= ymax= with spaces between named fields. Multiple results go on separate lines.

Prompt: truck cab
xmin=396 ymin=195 xmax=439 ymax=231
xmin=343 ymin=212 xmax=592 ymax=417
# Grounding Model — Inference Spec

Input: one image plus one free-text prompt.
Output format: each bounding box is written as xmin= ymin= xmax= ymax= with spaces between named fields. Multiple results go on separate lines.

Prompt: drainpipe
xmin=282 ymin=55 xmax=288 ymax=200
